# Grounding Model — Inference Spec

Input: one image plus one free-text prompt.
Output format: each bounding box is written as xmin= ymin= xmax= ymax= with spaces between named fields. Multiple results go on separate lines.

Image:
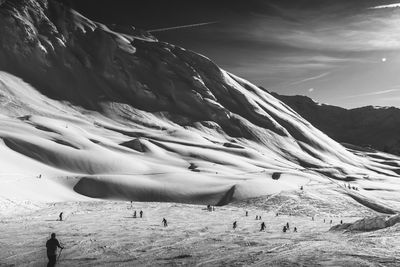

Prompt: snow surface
xmin=1 ymin=198 xmax=400 ymax=266
xmin=1 ymin=69 xmax=400 ymax=216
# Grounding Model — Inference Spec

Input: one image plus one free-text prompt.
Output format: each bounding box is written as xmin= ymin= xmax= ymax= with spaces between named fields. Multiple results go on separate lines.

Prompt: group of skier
xmin=132 ymin=210 xmax=143 ymax=218
xmin=233 ymin=211 xmax=300 ymax=233
xmin=47 ymin=201 xmax=346 ymax=266
xmin=344 ymin=183 xmax=359 ymax=191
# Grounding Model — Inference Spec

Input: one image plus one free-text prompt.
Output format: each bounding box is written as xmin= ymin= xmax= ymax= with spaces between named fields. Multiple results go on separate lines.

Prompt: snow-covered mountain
xmin=1 ymin=0 xmax=400 ymax=212
xmin=273 ymin=93 xmax=400 ymax=155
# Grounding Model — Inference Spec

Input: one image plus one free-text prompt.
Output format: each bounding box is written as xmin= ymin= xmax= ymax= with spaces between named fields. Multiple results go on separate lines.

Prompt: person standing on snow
xmin=46 ymin=233 xmax=64 ymax=267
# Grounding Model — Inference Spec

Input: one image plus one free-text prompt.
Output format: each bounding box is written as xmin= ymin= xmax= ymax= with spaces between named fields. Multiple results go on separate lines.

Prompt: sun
xmin=382 ymin=58 xmax=387 ymax=62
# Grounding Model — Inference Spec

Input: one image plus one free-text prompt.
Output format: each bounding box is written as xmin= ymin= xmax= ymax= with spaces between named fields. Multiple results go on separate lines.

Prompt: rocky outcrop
xmin=330 ymin=214 xmax=400 ymax=232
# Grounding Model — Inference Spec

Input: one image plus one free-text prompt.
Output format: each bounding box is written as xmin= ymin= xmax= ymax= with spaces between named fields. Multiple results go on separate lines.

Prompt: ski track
xmin=1 ymin=200 xmax=400 ymax=266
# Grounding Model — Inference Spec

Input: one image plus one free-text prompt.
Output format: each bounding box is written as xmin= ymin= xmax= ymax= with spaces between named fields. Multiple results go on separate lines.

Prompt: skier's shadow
xmin=44 ymin=219 xmax=61 ymax=221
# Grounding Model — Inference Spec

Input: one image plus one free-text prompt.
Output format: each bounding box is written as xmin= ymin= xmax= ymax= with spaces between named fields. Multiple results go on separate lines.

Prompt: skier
xmin=133 ymin=211 xmax=137 ymax=218
xmin=300 ymin=186 xmax=303 ymax=190
xmin=256 ymin=215 xmax=258 ymax=220
xmin=283 ymin=226 xmax=287 ymax=233
xmin=140 ymin=210 xmax=143 ymax=218
xmin=162 ymin=218 xmax=168 ymax=227
xmin=233 ymin=221 xmax=237 ymax=229
xmin=59 ymin=212 xmax=63 ymax=221
xmin=330 ymin=220 xmax=332 ymax=224
xmin=245 ymin=211 xmax=248 ymax=217
xmin=340 ymin=220 xmax=343 ymax=224
xmin=260 ymin=222 xmax=266 ymax=231
xmin=46 ymin=233 xmax=64 ymax=267
xmin=259 ymin=216 xmax=262 ymax=220
xmin=286 ymin=222 xmax=289 ymax=229
xmin=294 ymin=227 xmax=297 ymax=232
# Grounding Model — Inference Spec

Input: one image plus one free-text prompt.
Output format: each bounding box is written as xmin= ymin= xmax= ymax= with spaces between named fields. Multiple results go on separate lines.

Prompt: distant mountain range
xmin=272 ymin=93 xmax=400 ymax=155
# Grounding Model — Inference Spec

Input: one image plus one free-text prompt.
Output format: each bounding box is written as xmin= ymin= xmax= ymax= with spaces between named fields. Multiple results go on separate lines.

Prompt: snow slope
xmin=0 ymin=0 xmax=400 ymax=214
xmin=1 ymin=200 xmax=400 ymax=266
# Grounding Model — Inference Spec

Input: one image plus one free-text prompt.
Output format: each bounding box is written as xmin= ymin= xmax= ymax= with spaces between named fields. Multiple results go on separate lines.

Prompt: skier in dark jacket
xmin=260 ymin=222 xmax=266 ymax=231
xmin=46 ymin=233 xmax=64 ymax=267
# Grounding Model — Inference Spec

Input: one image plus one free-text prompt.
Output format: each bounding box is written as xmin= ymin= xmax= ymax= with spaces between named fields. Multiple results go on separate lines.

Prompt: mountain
xmin=1 ymin=0 xmax=400 ymax=213
xmin=272 ymin=93 xmax=400 ymax=155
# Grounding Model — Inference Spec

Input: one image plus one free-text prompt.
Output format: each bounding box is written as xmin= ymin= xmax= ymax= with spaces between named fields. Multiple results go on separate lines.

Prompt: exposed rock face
xmin=273 ymin=93 xmax=400 ymax=155
xmin=120 ymin=138 xmax=147 ymax=152
xmin=330 ymin=214 xmax=400 ymax=232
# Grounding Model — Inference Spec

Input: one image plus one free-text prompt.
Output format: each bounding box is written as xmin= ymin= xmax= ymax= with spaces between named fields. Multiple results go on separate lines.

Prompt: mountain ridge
xmin=273 ymin=93 xmax=400 ymax=155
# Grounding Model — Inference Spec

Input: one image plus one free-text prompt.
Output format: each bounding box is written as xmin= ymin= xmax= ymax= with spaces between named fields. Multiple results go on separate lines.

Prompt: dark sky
xmin=67 ymin=0 xmax=400 ymax=108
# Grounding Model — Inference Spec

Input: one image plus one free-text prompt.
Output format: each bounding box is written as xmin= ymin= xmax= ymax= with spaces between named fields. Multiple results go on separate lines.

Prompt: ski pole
xmin=56 ymin=247 xmax=63 ymax=265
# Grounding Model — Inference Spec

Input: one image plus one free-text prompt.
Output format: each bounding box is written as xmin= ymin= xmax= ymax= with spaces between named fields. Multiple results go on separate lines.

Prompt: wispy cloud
xmin=148 ymin=21 xmax=218 ymax=33
xmin=341 ymin=88 xmax=400 ymax=99
xmin=369 ymin=3 xmax=400 ymax=9
xmin=155 ymin=1 xmax=400 ymax=108
xmin=289 ymin=72 xmax=330 ymax=85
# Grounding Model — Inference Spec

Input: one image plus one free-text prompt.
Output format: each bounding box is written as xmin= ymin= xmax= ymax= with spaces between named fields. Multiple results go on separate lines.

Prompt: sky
xmin=67 ymin=0 xmax=400 ymax=109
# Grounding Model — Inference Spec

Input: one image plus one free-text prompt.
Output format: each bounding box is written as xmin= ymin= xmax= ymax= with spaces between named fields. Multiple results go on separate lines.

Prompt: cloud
xmin=341 ymin=88 xmax=400 ymax=99
xmin=289 ymin=72 xmax=330 ymax=85
xmin=237 ymin=7 xmax=400 ymax=53
xmin=369 ymin=3 xmax=400 ymax=9
xmin=148 ymin=21 xmax=218 ymax=32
